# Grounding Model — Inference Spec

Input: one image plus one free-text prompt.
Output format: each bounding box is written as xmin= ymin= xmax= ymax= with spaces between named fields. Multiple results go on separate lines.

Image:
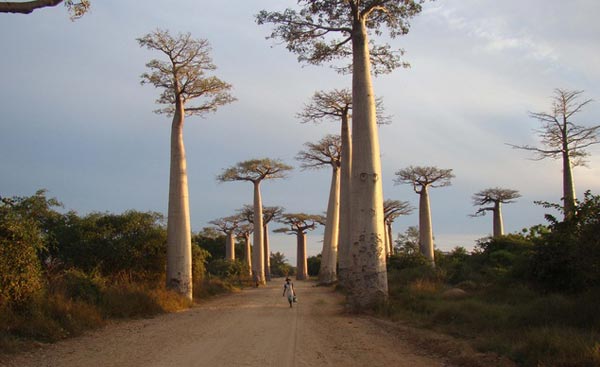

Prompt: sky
xmin=1 ymin=0 xmax=599 ymax=265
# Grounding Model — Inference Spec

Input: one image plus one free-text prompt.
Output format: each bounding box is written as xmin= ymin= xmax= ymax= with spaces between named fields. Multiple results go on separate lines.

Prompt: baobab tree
xmin=209 ymin=215 xmax=243 ymax=261
xmin=257 ymin=1 xmax=423 ymax=307
xmin=297 ymin=89 xmax=389 ymax=287
xmin=138 ymin=29 xmax=235 ymax=300
xmin=0 ymin=0 xmax=89 ymax=18
xmin=394 ymin=166 xmax=454 ymax=266
xmin=274 ymin=213 xmax=324 ymax=281
xmin=296 ymin=135 xmax=342 ymax=284
xmin=218 ymin=159 xmax=292 ymax=285
xmin=383 ymin=199 xmax=414 ymax=256
xmin=471 ymin=188 xmax=521 ymax=238
xmin=508 ymin=89 xmax=599 ymax=218
xmin=235 ymin=223 xmax=253 ymax=276
xmin=238 ymin=204 xmax=284 ymax=281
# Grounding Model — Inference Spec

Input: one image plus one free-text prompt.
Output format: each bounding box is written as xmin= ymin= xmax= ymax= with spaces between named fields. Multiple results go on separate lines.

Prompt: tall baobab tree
xmin=274 ymin=213 xmax=324 ymax=281
xmin=238 ymin=204 xmax=284 ymax=282
xmin=296 ymin=135 xmax=342 ymax=284
xmin=297 ymin=89 xmax=389 ymax=287
xmin=0 ymin=0 xmax=89 ymax=18
xmin=383 ymin=199 xmax=414 ymax=256
xmin=471 ymin=188 xmax=521 ymax=238
xmin=139 ymin=29 xmax=235 ymax=300
xmin=508 ymin=89 xmax=599 ymax=218
xmin=235 ymin=223 xmax=253 ymax=276
xmin=394 ymin=166 xmax=454 ymax=266
xmin=257 ymin=0 xmax=423 ymax=308
xmin=209 ymin=215 xmax=243 ymax=261
xmin=218 ymin=159 xmax=292 ymax=285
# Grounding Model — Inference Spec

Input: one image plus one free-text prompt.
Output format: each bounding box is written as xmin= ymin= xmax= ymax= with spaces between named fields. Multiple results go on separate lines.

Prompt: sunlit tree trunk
xmin=348 ymin=19 xmax=388 ymax=308
xmin=319 ymin=166 xmax=340 ymax=284
xmin=166 ymin=98 xmax=192 ymax=300
xmin=419 ymin=186 xmax=435 ymax=266
xmin=263 ymin=223 xmax=271 ymax=281
xmin=296 ymin=232 xmax=308 ymax=280
xmin=253 ymin=182 xmax=265 ymax=284
xmin=338 ymin=113 xmax=352 ymax=286
xmin=225 ymin=232 xmax=235 ymax=261
xmin=244 ymin=233 xmax=252 ymax=276
xmin=492 ymin=201 xmax=504 ymax=238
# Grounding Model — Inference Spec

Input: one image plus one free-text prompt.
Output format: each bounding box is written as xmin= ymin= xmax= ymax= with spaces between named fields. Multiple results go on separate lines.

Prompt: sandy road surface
xmin=2 ymin=280 xmax=450 ymax=367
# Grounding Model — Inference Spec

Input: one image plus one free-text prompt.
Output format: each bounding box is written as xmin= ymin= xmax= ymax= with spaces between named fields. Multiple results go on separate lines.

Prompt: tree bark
xmin=492 ymin=201 xmax=504 ymax=238
xmin=225 ymin=232 xmax=235 ymax=261
xmin=252 ymin=181 xmax=265 ymax=285
xmin=319 ymin=166 xmax=341 ymax=285
xmin=337 ymin=113 xmax=352 ymax=287
xmin=562 ymin=150 xmax=576 ymax=219
xmin=419 ymin=186 xmax=435 ymax=266
xmin=244 ymin=233 xmax=252 ymax=276
xmin=166 ymin=98 xmax=193 ymax=300
xmin=386 ymin=222 xmax=394 ymax=256
xmin=263 ymin=223 xmax=271 ymax=281
xmin=296 ymin=232 xmax=308 ymax=280
xmin=347 ymin=18 xmax=388 ymax=308
xmin=0 ymin=0 xmax=62 ymax=14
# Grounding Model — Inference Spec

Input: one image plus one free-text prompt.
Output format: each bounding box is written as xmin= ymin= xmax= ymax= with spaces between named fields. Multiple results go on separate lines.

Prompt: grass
xmin=381 ymin=270 xmax=600 ymax=366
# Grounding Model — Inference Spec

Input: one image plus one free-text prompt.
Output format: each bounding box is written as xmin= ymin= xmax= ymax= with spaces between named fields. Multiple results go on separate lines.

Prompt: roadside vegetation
xmin=0 ymin=190 xmax=255 ymax=354
xmin=380 ymin=191 xmax=600 ymax=367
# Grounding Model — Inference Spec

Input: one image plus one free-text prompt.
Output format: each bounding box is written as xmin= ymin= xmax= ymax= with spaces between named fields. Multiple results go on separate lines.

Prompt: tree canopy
xmin=0 ymin=0 xmax=89 ymax=18
xmin=296 ymin=134 xmax=342 ymax=170
xmin=217 ymin=159 xmax=293 ymax=183
xmin=394 ymin=166 xmax=455 ymax=192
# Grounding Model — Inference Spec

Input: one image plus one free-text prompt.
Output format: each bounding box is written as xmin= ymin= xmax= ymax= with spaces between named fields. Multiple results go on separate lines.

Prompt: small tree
xmin=0 ymin=0 xmax=89 ymax=18
xmin=471 ymin=188 xmax=521 ymax=238
xmin=508 ymin=89 xmax=599 ymax=218
xmin=139 ymin=29 xmax=235 ymax=300
xmin=258 ymin=0 xmax=424 ymax=309
xmin=394 ymin=166 xmax=454 ymax=266
xmin=383 ymin=199 xmax=414 ymax=256
xmin=274 ymin=213 xmax=324 ymax=280
xmin=209 ymin=215 xmax=243 ymax=261
xmin=296 ymin=134 xmax=341 ymax=284
xmin=218 ymin=159 xmax=292 ymax=285
xmin=238 ymin=204 xmax=284 ymax=281
xmin=234 ymin=223 xmax=253 ymax=276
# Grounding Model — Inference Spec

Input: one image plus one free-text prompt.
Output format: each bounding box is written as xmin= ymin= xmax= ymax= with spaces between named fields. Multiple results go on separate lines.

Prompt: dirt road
xmin=2 ymin=280 xmax=451 ymax=367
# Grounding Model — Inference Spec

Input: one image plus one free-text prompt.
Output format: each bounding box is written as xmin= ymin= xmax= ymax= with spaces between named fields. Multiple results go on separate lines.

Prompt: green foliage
xmin=0 ymin=197 xmax=45 ymax=306
xmin=307 ymin=254 xmax=321 ymax=276
xmin=530 ymin=191 xmax=600 ymax=292
xmin=192 ymin=232 xmax=226 ymax=259
xmin=270 ymin=251 xmax=294 ymax=277
xmin=206 ymin=259 xmax=246 ymax=279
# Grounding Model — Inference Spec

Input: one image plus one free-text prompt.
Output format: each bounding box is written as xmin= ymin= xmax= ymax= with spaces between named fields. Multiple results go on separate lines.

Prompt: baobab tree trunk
xmin=225 ymin=232 xmax=235 ymax=261
xmin=492 ymin=202 xmax=504 ymax=238
xmin=347 ymin=19 xmax=388 ymax=308
xmin=166 ymin=98 xmax=193 ymax=300
xmin=263 ymin=223 xmax=271 ymax=281
xmin=319 ymin=166 xmax=341 ymax=284
xmin=386 ymin=222 xmax=394 ymax=256
xmin=252 ymin=182 xmax=265 ymax=285
xmin=296 ymin=232 xmax=308 ymax=280
xmin=244 ymin=233 xmax=252 ymax=276
xmin=337 ymin=113 xmax=352 ymax=287
xmin=419 ymin=186 xmax=435 ymax=266
xmin=562 ymin=149 xmax=576 ymax=218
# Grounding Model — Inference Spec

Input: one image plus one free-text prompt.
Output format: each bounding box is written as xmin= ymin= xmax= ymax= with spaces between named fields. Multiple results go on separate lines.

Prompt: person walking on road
xmin=283 ymin=277 xmax=296 ymax=308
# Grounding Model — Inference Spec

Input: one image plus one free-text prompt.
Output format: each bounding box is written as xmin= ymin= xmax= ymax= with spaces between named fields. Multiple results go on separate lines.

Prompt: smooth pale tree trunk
xmin=492 ymin=202 xmax=504 ymax=238
xmin=347 ymin=19 xmax=388 ymax=308
xmin=244 ymin=233 xmax=252 ymax=276
xmin=296 ymin=232 xmax=308 ymax=280
xmin=386 ymin=222 xmax=394 ymax=256
xmin=562 ymin=148 xmax=576 ymax=218
xmin=225 ymin=232 xmax=235 ymax=261
xmin=337 ymin=113 xmax=352 ymax=287
xmin=319 ymin=166 xmax=341 ymax=284
xmin=166 ymin=98 xmax=192 ymax=300
xmin=419 ymin=186 xmax=435 ymax=266
xmin=252 ymin=182 xmax=265 ymax=285
xmin=383 ymin=219 xmax=390 ymax=257
xmin=263 ymin=223 xmax=271 ymax=281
